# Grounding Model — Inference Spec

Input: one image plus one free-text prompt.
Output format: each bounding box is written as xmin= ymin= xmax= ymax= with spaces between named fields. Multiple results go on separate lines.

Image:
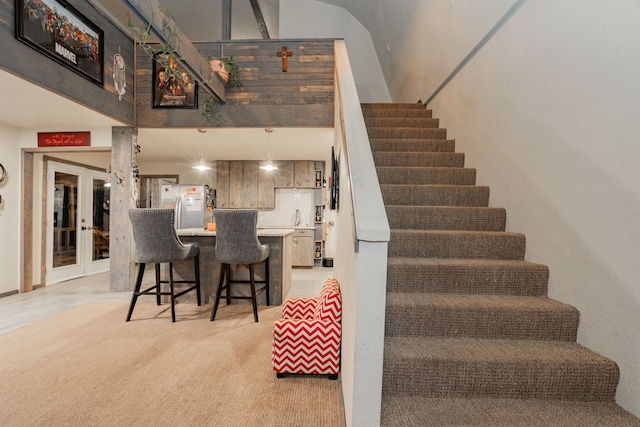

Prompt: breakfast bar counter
xmin=172 ymin=228 xmax=294 ymax=306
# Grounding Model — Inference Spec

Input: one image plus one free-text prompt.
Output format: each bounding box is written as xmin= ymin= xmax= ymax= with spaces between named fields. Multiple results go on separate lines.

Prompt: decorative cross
xmin=276 ymin=46 xmax=293 ymax=72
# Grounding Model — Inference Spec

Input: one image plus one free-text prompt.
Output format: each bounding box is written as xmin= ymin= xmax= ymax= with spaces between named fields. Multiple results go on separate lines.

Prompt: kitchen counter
xmin=171 ymin=228 xmax=293 ymax=307
xmin=178 ymin=228 xmax=296 ymax=237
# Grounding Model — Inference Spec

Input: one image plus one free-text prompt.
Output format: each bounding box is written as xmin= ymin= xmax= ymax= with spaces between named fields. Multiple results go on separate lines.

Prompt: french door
xmin=45 ymin=161 xmax=110 ymax=285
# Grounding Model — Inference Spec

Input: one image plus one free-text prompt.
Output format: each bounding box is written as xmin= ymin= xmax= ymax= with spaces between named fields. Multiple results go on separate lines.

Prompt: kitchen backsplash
xmin=257 ymin=188 xmax=314 ymax=228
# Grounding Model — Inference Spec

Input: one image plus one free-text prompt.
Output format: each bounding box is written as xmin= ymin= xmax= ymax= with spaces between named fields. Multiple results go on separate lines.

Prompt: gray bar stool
xmin=210 ymin=209 xmax=270 ymax=322
xmin=126 ymin=208 xmax=202 ymax=322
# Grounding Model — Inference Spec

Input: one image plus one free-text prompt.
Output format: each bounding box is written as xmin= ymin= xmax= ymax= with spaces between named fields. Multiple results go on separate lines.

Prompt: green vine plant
xmin=126 ymin=5 xmax=184 ymax=82
xmin=126 ymin=2 xmax=242 ymax=126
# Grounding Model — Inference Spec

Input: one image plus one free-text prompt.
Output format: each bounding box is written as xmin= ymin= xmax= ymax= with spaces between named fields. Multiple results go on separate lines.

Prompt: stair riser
xmin=386 ymin=263 xmax=548 ymax=295
xmin=377 ymin=168 xmax=476 ymax=185
xmin=373 ymin=153 xmax=465 ymax=167
xmin=365 ymin=118 xmax=440 ymax=128
xmin=388 ymin=231 xmax=526 ymax=260
xmin=370 ymin=139 xmax=455 ymax=153
xmin=368 ymin=128 xmax=447 ymax=139
xmin=381 ymin=185 xmax=490 ymax=207
xmin=382 ymin=360 xmax=619 ymax=401
xmin=385 ymin=206 xmax=506 ymax=231
xmin=384 ymin=305 xmax=578 ymax=341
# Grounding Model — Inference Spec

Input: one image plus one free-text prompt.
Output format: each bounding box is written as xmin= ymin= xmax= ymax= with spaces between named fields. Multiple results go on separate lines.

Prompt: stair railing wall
xmin=332 ymin=40 xmax=389 ymax=427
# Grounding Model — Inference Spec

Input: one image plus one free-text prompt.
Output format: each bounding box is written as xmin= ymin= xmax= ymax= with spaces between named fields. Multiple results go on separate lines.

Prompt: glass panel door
xmin=46 ymin=162 xmax=110 ymax=284
xmin=84 ymin=170 xmax=110 ymax=275
xmin=46 ymin=162 xmax=85 ymax=284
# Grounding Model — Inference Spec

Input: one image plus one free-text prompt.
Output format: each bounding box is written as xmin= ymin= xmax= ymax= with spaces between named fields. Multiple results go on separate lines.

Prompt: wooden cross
xmin=276 ymin=46 xmax=293 ymax=72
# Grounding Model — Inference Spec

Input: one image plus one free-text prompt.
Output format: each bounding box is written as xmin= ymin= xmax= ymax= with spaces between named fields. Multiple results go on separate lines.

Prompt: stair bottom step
xmin=380 ymin=397 xmax=640 ymax=427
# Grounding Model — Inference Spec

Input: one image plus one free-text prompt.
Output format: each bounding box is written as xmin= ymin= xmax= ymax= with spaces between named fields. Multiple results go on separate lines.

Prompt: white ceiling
xmin=0 ymin=0 xmax=332 ymax=164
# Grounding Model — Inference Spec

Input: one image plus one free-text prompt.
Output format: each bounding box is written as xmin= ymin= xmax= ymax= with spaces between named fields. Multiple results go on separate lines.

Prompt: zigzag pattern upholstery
xmin=272 ymin=278 xmax=342 ymax=379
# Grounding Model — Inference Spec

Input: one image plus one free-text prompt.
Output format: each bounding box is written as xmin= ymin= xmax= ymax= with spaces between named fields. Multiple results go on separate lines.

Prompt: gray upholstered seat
xmin=126 ymin=208 xmax=201 ymax=322
xmin=210 ymin=209 xmax=270 ymax=322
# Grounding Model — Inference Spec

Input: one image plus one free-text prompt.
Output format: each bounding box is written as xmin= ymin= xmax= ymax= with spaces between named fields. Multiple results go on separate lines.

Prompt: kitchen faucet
xmin=295 ymin=209 xmax=301 ymax=227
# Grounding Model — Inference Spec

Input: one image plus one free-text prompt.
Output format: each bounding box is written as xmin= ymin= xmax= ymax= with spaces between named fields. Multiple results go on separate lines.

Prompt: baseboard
xmin=0 ymin=290 xmax=19 ymax=298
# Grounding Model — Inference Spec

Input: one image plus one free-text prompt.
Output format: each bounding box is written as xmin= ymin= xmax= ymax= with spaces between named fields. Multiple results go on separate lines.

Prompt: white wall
xmin=0 ymin=125 xmax=21 ymax=295
xmin=280 ymin=0 xmax=390 ymax=103
xmin=370 ymin=0 xmax=640 ymax=417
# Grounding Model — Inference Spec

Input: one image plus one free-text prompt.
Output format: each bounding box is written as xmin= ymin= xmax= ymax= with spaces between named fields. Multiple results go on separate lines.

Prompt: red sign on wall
xmin=37 ymin=132 xmax=91 ymax=147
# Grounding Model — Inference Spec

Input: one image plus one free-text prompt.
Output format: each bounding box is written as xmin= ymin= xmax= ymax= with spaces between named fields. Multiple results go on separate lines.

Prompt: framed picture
xmin=15 ymin=0 xmax=104 ymax=86
xmin=152 ymin=53 xmax=198 ymax=108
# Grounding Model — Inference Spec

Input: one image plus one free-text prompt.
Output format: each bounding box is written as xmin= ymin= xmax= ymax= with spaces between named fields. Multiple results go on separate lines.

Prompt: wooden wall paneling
xmin=0 ymin=0 xmax=135 ymax=125
xmin=229 ymin=161 xmax=243 ymax=208
xmin=242 ymin=160 xmax=259 ymax=208
xmin=135 ymin=40 xmax=335 ymax=128
xmin=257 ymin=163 xmax=275 ymax=208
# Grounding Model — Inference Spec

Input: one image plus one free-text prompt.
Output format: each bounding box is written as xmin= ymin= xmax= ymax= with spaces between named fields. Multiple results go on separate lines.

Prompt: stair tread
xmin=387 ymin=257 xmax=546 ymax=269
xmin=386 ymin=292 xmax=577 ymax=312
xmin=384 ymin=336 xmax=616 ymax=364
xmin=380 ymin=397 xmax=640 ymax=427
xmin=392 ymin=229 xmax=525 ymax=238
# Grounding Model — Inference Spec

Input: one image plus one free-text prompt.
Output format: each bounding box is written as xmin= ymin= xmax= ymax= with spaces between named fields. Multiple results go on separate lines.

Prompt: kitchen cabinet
xmin=292 ymin=229 xmax=314 ymax=267
xmin=273 ymin=161 xmax=294 ymax=187
xmin=294 ymin=160 xmax=315 ymax=188
xmin=229 ymin=161 xmax=243 ymax=208
xmin=257 ymin=164 xmax=275 ymax=208
xmin=216 ymin=161 xmax=230 ymax=208
xmin=273 ymin=160 xmax=316 ymax=188
xmin=217 ymin=161 xmax=275 ymax=209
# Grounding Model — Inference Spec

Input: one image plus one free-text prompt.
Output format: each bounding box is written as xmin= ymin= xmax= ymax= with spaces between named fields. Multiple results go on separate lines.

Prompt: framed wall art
xmin=15 ymin=0 xmax=104 ymax=86
xmin=152 ymin=53 xmax=198 ymax=108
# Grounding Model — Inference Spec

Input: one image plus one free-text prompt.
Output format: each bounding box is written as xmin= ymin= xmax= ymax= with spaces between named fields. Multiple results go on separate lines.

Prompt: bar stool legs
xmin=210 ymin=259 xmax=270 ymax=322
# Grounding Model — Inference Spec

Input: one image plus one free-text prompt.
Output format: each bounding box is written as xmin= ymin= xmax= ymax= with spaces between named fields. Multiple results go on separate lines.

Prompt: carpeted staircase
xmin=363 ymin=103 xmax=640 ymax=426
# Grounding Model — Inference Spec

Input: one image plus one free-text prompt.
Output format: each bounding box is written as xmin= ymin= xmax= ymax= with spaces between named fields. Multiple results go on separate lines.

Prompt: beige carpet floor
xmin=0 ymin=302 xmax=341 ymax=427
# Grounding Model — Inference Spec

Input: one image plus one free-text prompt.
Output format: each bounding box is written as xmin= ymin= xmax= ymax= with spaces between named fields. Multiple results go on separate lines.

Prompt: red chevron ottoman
xmin=272 ymin=278 xmax=341 ymax=380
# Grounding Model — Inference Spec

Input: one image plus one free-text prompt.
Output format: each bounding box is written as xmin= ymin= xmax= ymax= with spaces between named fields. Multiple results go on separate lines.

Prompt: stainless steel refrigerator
xmin=160 ymin=184 xmax=214 ymax=229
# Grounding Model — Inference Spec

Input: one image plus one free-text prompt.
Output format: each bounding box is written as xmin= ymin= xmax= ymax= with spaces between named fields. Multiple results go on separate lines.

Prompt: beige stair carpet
xmin=363 ymin=102 xmax=640 ymax=426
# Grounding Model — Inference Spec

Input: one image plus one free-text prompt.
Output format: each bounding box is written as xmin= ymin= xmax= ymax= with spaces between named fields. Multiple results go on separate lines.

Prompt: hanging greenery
xmin=126 ymin=5 xmax=241 ymax=126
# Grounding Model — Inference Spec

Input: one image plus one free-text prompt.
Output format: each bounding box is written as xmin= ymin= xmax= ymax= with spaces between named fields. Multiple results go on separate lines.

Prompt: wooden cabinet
xmin=273 ymin=160 xmax=316 ymax=188
xmin=273 ymin=161 xmax=294 ymax=187
xmin=217 ymin=159 xmax=318 ymax=208
xmin=229 ymin=161 xmax=243 ymax=208
xmin=292 ymin=229 xmax=314 ymax=267
xmin=217 ymin=161 xmax=275 ymax=209
xmin=257 ymin=164 xmax=275 ymax=208
xmin=294 ymin=160 xmax=315 ymax=188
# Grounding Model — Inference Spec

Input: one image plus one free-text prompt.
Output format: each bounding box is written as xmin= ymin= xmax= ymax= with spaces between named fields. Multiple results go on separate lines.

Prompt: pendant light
xmin=260 ymin=128 xmax=278 ymax=171
xmin=192 ymin=128 xmax=211 ymax=171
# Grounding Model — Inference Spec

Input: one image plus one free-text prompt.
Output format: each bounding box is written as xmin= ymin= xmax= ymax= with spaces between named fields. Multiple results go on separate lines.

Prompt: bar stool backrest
xmin=213 ymin=209 xmax=269 ymax=264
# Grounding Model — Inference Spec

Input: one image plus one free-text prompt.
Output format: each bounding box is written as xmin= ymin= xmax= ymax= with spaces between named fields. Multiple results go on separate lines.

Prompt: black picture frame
xmin=152 ymin=52 xmax=198 ymax=109
xmin=15 ymin=0 xmax=104 ymax=86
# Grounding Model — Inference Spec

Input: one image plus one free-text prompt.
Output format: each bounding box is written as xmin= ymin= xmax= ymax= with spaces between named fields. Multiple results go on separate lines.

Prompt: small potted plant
xmin=209 ymin=56 xmax=241 ymax=87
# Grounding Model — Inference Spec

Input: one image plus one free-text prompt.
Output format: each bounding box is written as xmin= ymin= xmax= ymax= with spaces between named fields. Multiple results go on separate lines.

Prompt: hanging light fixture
xmin=260 ymin=127 xmax=278 ymax=171
xmin=192 ymin=128 xmax=211 ymax=171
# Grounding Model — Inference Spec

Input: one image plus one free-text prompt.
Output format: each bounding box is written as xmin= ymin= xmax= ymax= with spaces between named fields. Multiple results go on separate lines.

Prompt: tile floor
xmin=0 ymin=266 xmax=334 ymax=336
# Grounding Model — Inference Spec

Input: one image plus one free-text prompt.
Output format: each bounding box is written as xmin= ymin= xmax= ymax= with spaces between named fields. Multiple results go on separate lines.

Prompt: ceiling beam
xmin=122 ymin=0 xmax=227 ymax=102
xmin=221 ymin=0 xmax=232 ymax=40
xmin=250 ymin=0 xmax=271 ymax=39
